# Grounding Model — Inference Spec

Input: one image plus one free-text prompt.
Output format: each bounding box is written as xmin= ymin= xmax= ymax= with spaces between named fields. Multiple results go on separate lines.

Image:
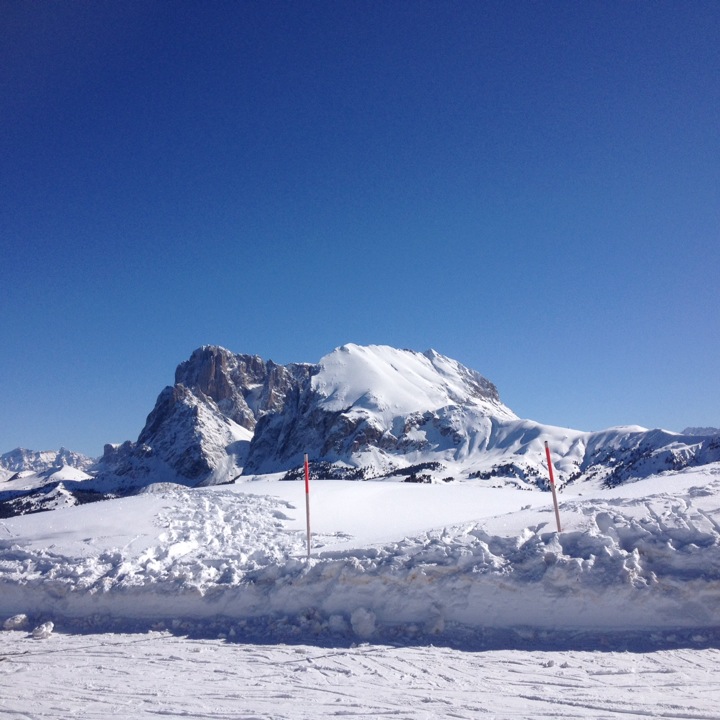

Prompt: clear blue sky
xmin=2 ymin=1 xmax=718 ymax=457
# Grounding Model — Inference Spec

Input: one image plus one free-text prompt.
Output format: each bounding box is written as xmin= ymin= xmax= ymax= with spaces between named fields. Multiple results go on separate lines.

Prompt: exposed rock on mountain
xmin=683 ymin=427 xmax=720 ymax=436
xmin=4 ymin=344 xmax=719 ymax=516
xmin=96 ymin=346 xmax=314 ymax=489
xmin=173 ymin=346 xmax=310 ymax=430
xmin=93 ymin=343 xmax=720 ymax=491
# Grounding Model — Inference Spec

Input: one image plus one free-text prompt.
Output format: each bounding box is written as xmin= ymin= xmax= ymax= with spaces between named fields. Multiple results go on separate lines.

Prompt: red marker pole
xmin=304 ymin=453 xmax=311 ymax=558
xmin=544 ymin=441 xmax=562 ymax=533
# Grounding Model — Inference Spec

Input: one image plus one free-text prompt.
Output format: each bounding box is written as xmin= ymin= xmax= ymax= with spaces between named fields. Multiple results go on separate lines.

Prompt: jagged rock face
xmin=97 ymin=346 xmax=314 ymax=487
xmin=683 ymin=427 xmax=720 ymax=436
xmin=98 ymin=383 xmax=253 ymax=489
xmin=175 ymin=347 xmax=265 ymax=430
xmin=138 ymin=385 xmax=220 ymax=480
xmin=173 ymin=346 xmax=313 ymax=430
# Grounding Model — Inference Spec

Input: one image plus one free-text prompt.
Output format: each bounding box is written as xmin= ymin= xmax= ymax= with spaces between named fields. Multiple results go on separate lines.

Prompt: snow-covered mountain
xmin=0 ymin=447 xmax=95 ymax=481
xmin=93 ymin=344 xmax=514 ymax=487
xmin=94 ymin=343 xmax=720 ymax=491
xmin=0 ymin=448 xmax=97 ymax=516
xmin=3 ymin=343 xmax=719 ymax=516
xmin=683 ymin=426 xmax=720 ymax=436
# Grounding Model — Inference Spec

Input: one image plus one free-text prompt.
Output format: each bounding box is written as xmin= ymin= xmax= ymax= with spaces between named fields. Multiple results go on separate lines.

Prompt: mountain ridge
xmin=3 ymin=343 xmax=719 ymax=515
xmin=1 ymin=447 xmax=95 ymax=478
xmin=93 ymin=343 xmax=720 ymax=488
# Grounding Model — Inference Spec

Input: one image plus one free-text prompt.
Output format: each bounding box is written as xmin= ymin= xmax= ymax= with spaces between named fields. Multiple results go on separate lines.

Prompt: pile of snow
xmin=1 ymin=462 xmax=719 ymax=646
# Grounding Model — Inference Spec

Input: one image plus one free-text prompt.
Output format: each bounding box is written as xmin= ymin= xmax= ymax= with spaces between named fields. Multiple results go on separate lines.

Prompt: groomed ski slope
xmin=3 ymin=630 xmax=719 ymax=720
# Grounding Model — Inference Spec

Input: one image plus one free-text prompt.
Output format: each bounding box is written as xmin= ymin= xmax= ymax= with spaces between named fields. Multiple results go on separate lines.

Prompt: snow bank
xmin=1 ymin=465 xmax=719 ymax=646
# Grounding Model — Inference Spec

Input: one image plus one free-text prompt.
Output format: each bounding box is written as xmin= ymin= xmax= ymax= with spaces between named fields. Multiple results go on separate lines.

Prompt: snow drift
xmin=1 ymin=463 xmax=719 ymax=646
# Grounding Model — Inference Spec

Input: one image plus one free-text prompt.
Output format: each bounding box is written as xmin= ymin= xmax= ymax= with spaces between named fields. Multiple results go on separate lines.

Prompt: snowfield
xmin=2 ymin=463 xmax=720 ymax=717
xmin=3 ymin=630 xmax=719 ymax=719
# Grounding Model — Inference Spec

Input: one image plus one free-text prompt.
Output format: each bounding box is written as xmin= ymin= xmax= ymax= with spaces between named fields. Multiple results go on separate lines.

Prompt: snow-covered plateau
xmin=2 ymin=344 xmax=719 ymax=717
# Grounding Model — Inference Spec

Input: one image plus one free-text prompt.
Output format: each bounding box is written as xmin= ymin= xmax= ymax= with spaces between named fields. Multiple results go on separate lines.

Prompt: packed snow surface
xmin=3 ymin=630 xmax=719 ymax=719
xmin=2 ymin=464 xmax=720 ymax=718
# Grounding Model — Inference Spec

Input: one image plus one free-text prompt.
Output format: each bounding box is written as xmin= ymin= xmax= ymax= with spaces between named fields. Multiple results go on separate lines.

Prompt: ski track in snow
xmin=1 ymin=631 xmax=719 ymax=719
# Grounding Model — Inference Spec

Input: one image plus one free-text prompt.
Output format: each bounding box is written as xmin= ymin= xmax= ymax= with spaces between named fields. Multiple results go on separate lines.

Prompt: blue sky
xmin=2 ymin=1 xmax=719 ymax=457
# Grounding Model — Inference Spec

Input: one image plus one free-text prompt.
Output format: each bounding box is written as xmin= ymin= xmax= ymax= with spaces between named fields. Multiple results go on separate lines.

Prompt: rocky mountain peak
xmin=176 ymin=346 xmax=267 ymax=404
xmin=88 ymin=343 xmax=720 ymax=493
xmin=174 ymin=346 xmax=272 ymax=431
xmin=682 ymin=426 xmax=720 ymax=436
xmin=95 ymin=347 xmax=316 ymax=487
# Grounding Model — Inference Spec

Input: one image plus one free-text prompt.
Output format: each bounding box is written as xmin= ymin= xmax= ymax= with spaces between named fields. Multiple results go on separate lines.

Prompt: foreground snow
xmin=2 ymin=464 xmax=719 ymax=645
xmin=2 ymin=630 xmax=719 ymax=719
xmin=2 ymin=464 xmax=720 ymax=717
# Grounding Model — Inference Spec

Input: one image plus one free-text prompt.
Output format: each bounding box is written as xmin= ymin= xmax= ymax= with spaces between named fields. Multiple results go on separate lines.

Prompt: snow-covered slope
xmin=313 ymin=344 xmax=510 ymax=418
xmin=4 ymin=470 xmax=720 ymax=714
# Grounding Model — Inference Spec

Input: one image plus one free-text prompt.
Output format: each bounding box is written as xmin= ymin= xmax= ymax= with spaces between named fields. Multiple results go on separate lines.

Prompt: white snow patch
xmin=350 ymin=607 xmax=376 ymax=639
xmin=3 ymin=613 xmax=28 ymax=630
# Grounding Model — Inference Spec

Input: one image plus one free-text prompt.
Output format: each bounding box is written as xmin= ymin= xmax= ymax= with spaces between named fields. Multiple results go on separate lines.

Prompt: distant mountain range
xmin=682 ymin=427 xmax=720 ymax=436
xmin=2 ymin=344 xmax=719 ymax=516
xmin=0 ymin=447 xmax=95 ymax=476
